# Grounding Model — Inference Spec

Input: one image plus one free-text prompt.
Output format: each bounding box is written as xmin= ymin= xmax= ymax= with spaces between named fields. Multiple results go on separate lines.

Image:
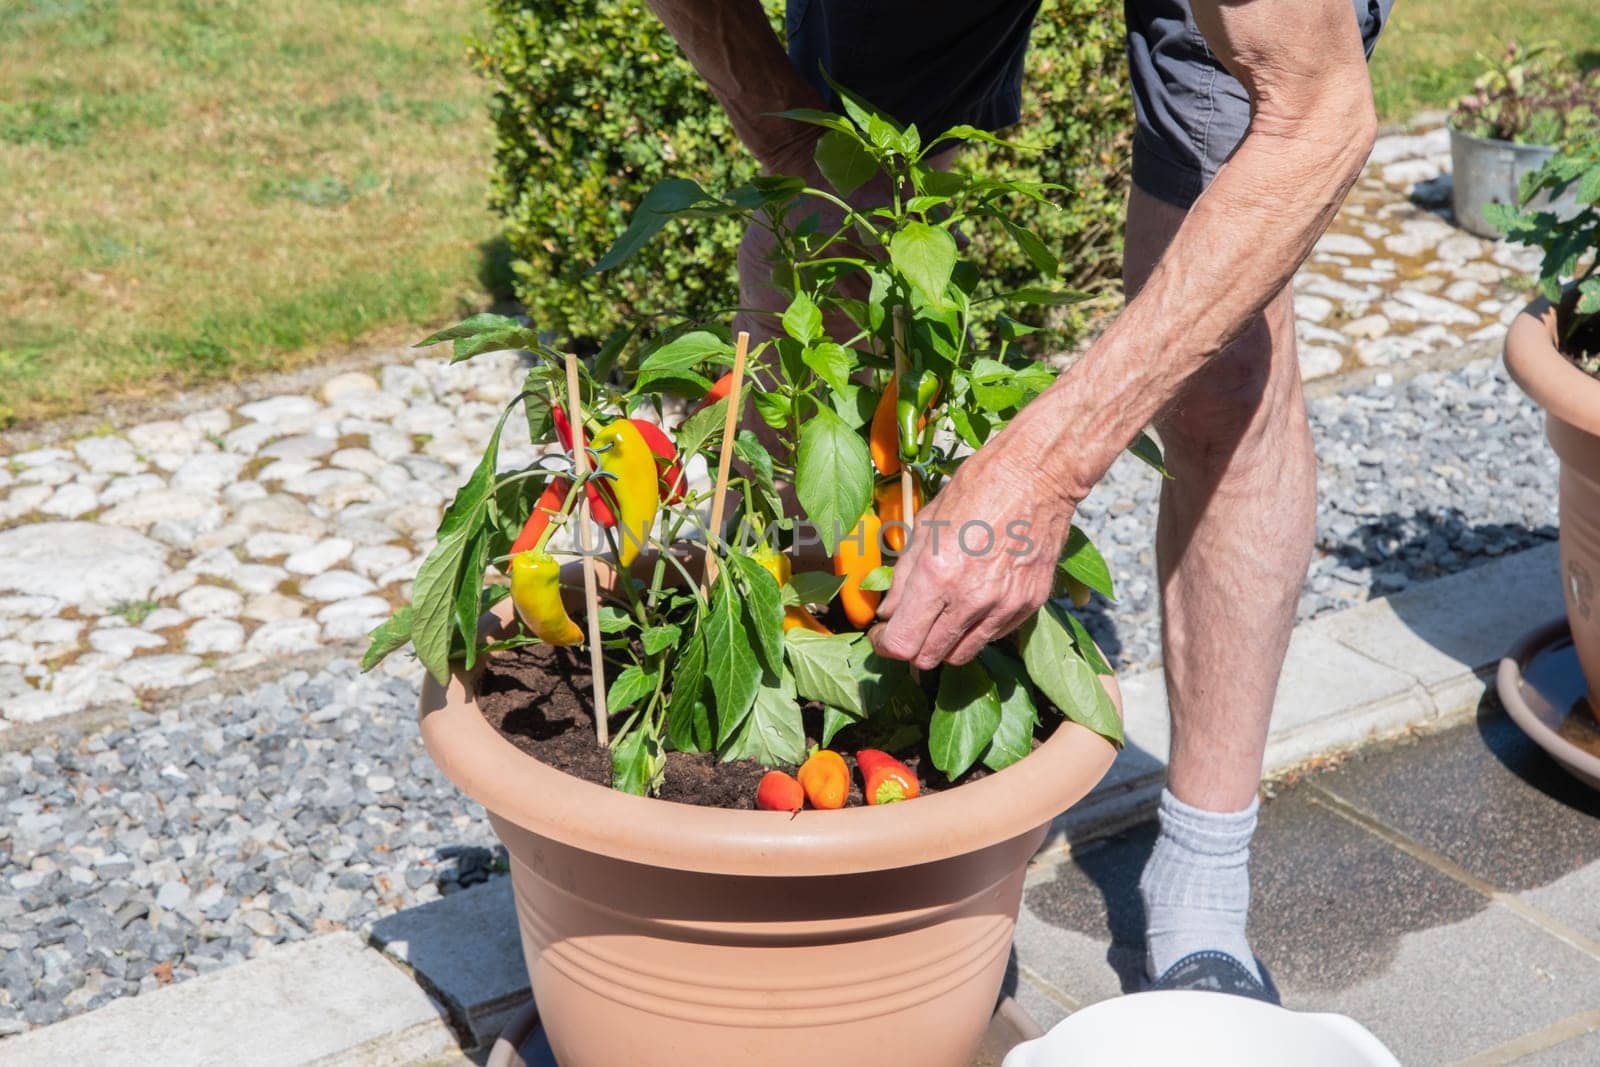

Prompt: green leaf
xmin=782 ymin=290 xmax=824 ymax=345
xmin=753 ymin=389 xmax=790 ymax=431
xmin=673 ymin=396 xmax=731 ymax=461
xmin=931 ymin=660 xmax=1004 ymax=779
xmin=611 ymin=725 xmax=665 ymax=796
xmin=706 ymin=572 xmax=763 ymax=745
xmin=417 ymin=313 xmax=541 ymax=364
xmin=1019 ymin=603 xmax=1123 ymax=746
xmin=635 ymin=331 xmax=732 ymax=390
xmin=1002 ymin=219 xmax=1059 ymax=277
xmin=1129 ymin=431 xmax=1171 ymax=478
xmin=722 ymin=667 xmax=807 ymax=767
xmin=783 ymin=629 xmax=866 ymax=717
xmin=801 ymin=342 xmax=854 ymax=393
xmin=821 ymin=705 xmax=862 ymax=747
xmin=592 ymin=178 xmax=725 ymax=273
xmin=1062 ymin=608 xmax=1112 ymax=676
xmin=787 ymin=571 xmax=846 ymax=607
xmin=1060 ymin=526 xmax=1114 ymax=600
xmin=858 ymin=565 xmax=894 ymax=592
xmin=361 ymin=607 xmax=414 ymax=672
xmin=819 ymin=68 xmax=903 ymax=140
xmin=733 ymin=430 xmax=784 ymax=520
xmin=1576 ymin=276 xmax=1600 ymax=315
xmin=890 ymin=221 xmax=957 ymax=305
xmin=1000 ymin=286 xmax=1092 ymax=306
xmin=409 ymin=399 xmax=517 ymax=684
xmin=768 ymin=108 xmax=856 ymax=135
xmin=814 ymin=128 xmax=878 ymax=197
xmin=727 ymin=553 xmax=785 ymax=675
xmin=924 ymin=123 xmax=1033 ymax=154
xmin=665 ymin=624 xmax=712 ymax=752
xmin=607 ymin=664 xmax=659 ymax=714
xmin=597 ymin=605 xmax=634 ymax=634
xmin=979 ymin=647 xmax=1039 ymax=771
xmin=796 ymin=406 xmax=875 ymax=555
xmin=969 ymin=357 xmax=1026 ymax=412
xmin=454 ymin=528 xmax=490 ymax=670
xmin=641 ymin=623 xmax=681 ymax=655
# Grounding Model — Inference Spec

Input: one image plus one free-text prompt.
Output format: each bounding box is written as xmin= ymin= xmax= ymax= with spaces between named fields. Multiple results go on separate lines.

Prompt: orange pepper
xmin=833 ymin=513 xmax=882 ymax=629
xmin=869 ymin=379 xmax=900 ymax=477
xmin=874 ymin=478 xmax=922 ymax=553
xmin=797 ymin=749 xmax=849 ymax=810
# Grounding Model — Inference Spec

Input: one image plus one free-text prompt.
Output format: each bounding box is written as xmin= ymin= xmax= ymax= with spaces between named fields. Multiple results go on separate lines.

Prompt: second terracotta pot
xmin=420 ymin=599 xmax=1119 ymax=1066
xmin=1505 ymin=300 xmax=1600 ymax=711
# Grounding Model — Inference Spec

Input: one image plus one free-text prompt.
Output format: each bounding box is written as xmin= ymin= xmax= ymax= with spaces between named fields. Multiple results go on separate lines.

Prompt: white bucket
xmin=1003 ymin=991 xmax=1400 ymax=1067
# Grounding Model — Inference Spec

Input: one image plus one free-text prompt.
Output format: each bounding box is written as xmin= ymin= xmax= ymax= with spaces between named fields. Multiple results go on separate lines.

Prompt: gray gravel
xmin=0 ymin=356 xmax=1559 ymax=1037
xmin=0 ymin=655 xmax=500 ymax=1033
xmin=1075 ymin=356 xmax=1558 ymax=670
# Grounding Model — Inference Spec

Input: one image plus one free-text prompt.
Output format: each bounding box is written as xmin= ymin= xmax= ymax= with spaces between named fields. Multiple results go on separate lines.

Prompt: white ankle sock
xmin=1138 ymin=788 xmax=1261 ymax=983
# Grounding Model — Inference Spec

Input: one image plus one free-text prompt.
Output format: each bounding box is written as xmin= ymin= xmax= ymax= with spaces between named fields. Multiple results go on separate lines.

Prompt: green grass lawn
xmin=5 ymin=0 xmax=1596 ymax=428
xmin=1370 ymin=0 xmax=1600 ymax=120
xmin=0 ymin=0 xmax=502 ymax=427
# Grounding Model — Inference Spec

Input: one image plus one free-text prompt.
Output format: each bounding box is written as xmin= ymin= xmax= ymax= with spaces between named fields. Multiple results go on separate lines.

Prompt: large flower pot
xmin=419 ymin=598 xmax=1119 ymax=1066
xmin=1505 ymin=300 xmax=1600 ymax=711
xmin=1449 ymin=126 xmax=1579 ymax=238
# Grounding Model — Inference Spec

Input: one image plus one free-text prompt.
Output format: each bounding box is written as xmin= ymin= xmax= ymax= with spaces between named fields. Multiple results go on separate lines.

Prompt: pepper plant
xmin=366 ymin=85 xmax=1168 ymax=796
xmin=1487 ymin=136 xmax=1600 ymax=372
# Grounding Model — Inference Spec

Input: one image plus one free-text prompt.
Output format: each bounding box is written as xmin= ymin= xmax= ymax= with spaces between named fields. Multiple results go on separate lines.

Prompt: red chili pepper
xmin=627 ymin=418 xmax=684 ymax=505
xmin=692 ymin=371 xmax=735 ymax=415
xmin=856 ymin=749 xmax=919 ymax=805
xmin=508 ymin=478 xmax=570 ymax=564
xmin=755 ymin=770 xmax=805 ymax=813
xmin=552 ymin=406 xmax=618 ymax=527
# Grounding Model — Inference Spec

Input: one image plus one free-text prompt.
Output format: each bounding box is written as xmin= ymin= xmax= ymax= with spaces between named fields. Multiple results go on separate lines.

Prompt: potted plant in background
xmin=362 ymin=87 xmax=1167 ymax=1065
xmin=1498 ymin=140 xmax=1600 ymax=713
xmin=1449 ymin=43 xmax=1599 ymax=238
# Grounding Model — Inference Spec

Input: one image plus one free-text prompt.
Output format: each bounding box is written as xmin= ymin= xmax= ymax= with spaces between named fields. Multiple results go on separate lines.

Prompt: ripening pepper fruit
xmin=590 ymin=419 xmax=661 ymax=568
xmin=692 ymin=371 xmax=735 ymax=415
xmin=510 ymin=551 xmax=583 ymax=646
xmin=833 ymin=512 xmax=883 ymax=629
xmin=897 ymin=370 xmax=940 ymax=462
xmin=869 ymin=379 xmax=901 ymax=477
xmin=552 ymin=406 xmax=617 ymax=528
xmin=874 ymin=478 xmax=922 ymax=553
xmin=755 ymin=770 xmax=805 ymax=812
xmin=753 ymin=543 xmax=831 ymax=635
xmin=508 ymin=478 xmax=570 ymax=564
xmin=627 ymin=419 xmax=685 ymax=504
xmin=798 ymin=749 xmax=849 ymax=810
xmin=856 ymin=749 xmax=920 ymax=805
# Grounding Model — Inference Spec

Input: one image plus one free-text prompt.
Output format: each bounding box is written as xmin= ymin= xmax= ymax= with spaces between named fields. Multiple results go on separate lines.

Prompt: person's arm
xmin=644 ymin=1 xmax=825 ymax=173
xmin=872 ymin=0 xmax=1378 ymax=667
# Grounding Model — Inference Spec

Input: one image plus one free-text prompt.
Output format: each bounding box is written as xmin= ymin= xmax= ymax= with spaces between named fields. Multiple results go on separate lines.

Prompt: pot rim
xmin=1504 ymin=298 xmax=1600 ymax=438
xmin=1445 ymin=121 xmax=1560 ymax=154
xmin=418 ymin=598 xmax=1120 ymax=878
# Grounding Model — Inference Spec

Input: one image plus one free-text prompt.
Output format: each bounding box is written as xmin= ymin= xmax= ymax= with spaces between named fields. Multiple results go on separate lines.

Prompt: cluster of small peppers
xmin=755 ymin=748 xmax=920 ymax=812
xmin=504 ymin=409 xmax=682 ymax=646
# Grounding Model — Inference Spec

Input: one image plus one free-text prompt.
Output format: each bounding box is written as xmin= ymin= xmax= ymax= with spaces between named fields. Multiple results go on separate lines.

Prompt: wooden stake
xmin=565 ymin=353 xmax=609 ymax=747
xmin=892 ymin=310 xmax=916 ymax=543
xmin=702 ymin=330 xmax=750 ymax=592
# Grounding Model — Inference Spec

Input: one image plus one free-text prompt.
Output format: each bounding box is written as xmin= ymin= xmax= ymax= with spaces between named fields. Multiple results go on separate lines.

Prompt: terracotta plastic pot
xmin=1505 ymin=299 xmax=1600 ymax=711
xmin=420 ymin=598 xmax=1119 ymax=1066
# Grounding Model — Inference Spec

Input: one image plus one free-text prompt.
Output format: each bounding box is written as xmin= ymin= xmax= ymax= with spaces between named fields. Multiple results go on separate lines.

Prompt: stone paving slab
xmin=0 ymin=932 xmax=455 ymax=1067
xmin=1317 ymin=713 xmax=1600 ymax=897
xmin=1049 ymin=542 xmax=1561 ymax=848
xmin=1017 ymin=726 xmax=1600 ymax=1066
xmin=370 ymin=879 xmax=529 ymax=1048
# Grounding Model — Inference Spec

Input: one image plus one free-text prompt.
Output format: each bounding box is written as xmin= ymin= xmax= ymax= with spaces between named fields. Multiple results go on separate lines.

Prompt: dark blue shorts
xmin=786 ymin=0 xmax=1392 ymax=209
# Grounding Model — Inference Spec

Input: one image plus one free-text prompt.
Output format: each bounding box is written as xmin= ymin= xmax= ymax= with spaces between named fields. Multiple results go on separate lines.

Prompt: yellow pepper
xmin=753 ymin=543 xmax=832 ymax=635
xmin=511 ymin=550 xmax=583 ymax=646
xmin=589 ymin=419 xmax=660 ymax=568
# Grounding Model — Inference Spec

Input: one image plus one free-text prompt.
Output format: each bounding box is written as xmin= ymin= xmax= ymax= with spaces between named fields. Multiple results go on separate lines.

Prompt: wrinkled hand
xmin=870 ymin=436 xmax=1076 ymax=668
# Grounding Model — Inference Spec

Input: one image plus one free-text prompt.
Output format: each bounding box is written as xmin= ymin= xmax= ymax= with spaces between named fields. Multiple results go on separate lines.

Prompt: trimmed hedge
xmin=475 ymin=0 xmax=1131 ymax=347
